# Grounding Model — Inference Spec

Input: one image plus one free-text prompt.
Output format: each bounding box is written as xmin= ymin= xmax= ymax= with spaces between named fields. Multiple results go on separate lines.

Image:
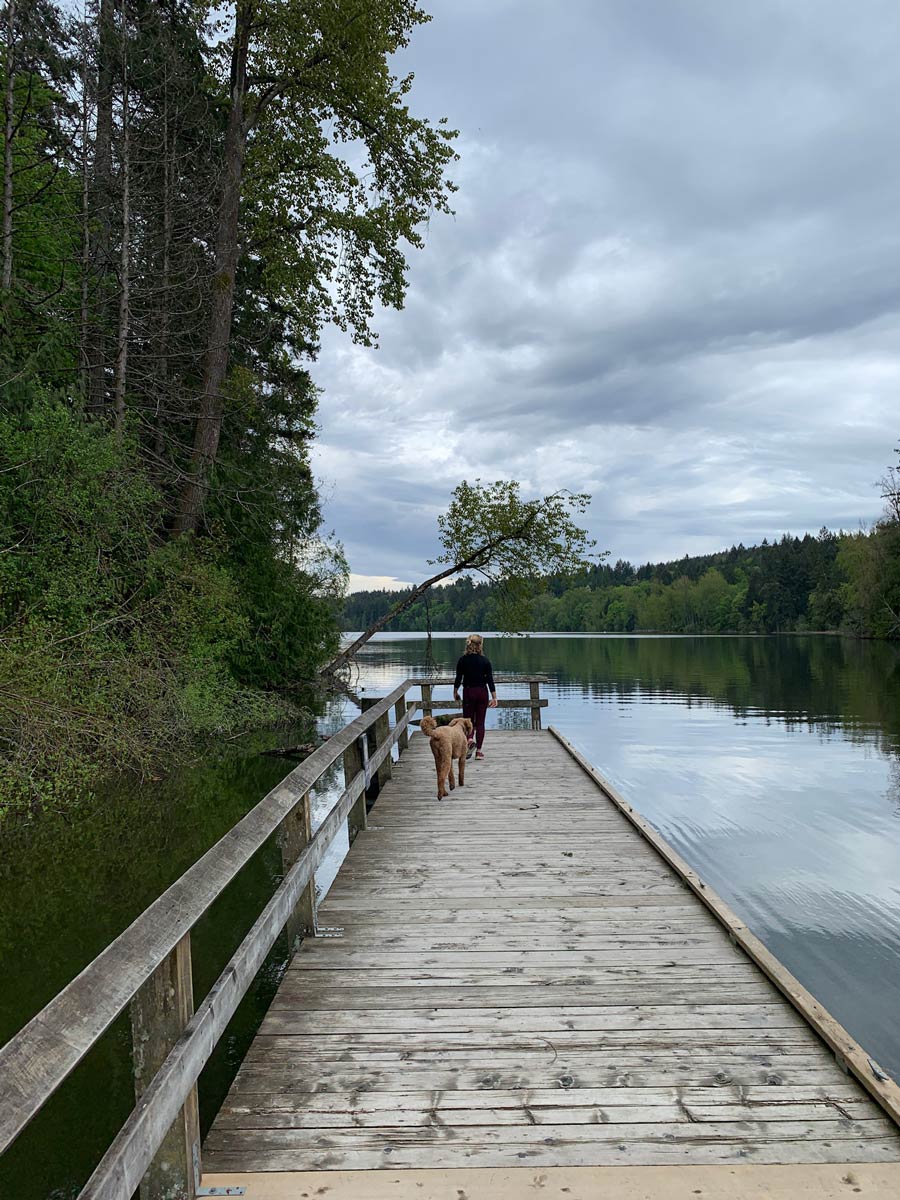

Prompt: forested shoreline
xmin=343 ymin=519 xmax=900 ymax=639
xmin=0 ymin=0 xmax=456 ymax=813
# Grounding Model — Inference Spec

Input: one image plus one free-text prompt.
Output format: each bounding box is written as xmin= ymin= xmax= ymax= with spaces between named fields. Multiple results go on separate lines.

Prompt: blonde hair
xmin=465 ymin=633 xmax=484 ymax=655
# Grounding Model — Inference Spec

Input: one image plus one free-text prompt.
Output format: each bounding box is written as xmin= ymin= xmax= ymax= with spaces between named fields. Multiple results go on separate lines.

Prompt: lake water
xmin=1 ymin=632 xmax=899 ymax=1198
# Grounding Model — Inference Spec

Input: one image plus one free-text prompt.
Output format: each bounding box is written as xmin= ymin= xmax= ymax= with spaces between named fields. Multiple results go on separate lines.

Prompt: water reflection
xmin=350 ymin=633 xmax=900 ymax=1080
xmin=1 ymin=632 xmax=899 ymax=1199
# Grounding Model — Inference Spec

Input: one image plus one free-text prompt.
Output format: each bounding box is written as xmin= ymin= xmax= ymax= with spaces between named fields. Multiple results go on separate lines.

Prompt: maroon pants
xmin=462 ymin=685 xmax=489 ymax=750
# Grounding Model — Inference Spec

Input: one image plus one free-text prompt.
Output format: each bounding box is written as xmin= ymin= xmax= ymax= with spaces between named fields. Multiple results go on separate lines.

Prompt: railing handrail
xmin=0 ymin=673 xmax=550 ymax=1194
xmin=423 ymin=674 xmax=550 ymax=684
xmin=79 ymin=701 xmax=415 ymax=1199
xmin=0 ymin=678 xmax=414 ymax=1155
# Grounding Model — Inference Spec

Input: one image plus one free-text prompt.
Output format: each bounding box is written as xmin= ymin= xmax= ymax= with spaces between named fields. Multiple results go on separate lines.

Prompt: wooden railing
xmin=0 ymin=675 xmax=549 ymax=1200
xmin=418 ymin=674 xmax=548 ymax=730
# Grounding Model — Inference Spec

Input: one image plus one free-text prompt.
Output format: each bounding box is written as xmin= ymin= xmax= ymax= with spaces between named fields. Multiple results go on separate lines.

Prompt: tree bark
xmin=323 ymin=561 xmax=466 ymax=677
xmin=2 ymin=0 xmax=16 ymax=292
xmin=79 ymin=18 xmax=91 ymax=397
xmin=112 ymin=26 xmax=129 ymax=437
xmin=173 ymin=1 xmax=251 ymax=534
xmin=154 ymin=56 xmax=171 ymax=459
xmin=88 ymin=0 xmax=116 ymax=414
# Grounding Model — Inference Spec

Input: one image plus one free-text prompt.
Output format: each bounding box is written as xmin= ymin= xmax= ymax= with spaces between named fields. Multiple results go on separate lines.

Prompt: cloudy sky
xmin=311 ymin=0 xmax=899 ymax=592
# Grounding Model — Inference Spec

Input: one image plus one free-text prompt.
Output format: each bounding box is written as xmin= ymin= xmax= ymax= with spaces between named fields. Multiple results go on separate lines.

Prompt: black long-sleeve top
xmin=454 ymin=653 xmax=496 ymax=693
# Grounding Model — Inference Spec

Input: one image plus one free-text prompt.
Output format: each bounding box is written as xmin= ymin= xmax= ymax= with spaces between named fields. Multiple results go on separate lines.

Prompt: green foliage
xmin=343 ymin=522 xmax=900 ymax=641
xmin=0 ymin=7 xmax=81 ymax=412
xmin=431 ymin=480 xmax=598 ymax=631
xmin=219 ymin=0 xmax=458 ymax=350
xmin=838 ymin=524 xmax=900 ymax=639
xmin=0 ymin=397 xmax=318 ymax=816
xmin=1 ymin=0 xmax=474 ymax=811
xmin=325 ymin=479 xmax=597 ymax=672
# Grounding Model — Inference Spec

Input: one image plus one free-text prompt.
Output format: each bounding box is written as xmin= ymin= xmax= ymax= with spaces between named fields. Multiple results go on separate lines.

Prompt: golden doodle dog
xmin=420 ymin=716 xmax=474 ymax=800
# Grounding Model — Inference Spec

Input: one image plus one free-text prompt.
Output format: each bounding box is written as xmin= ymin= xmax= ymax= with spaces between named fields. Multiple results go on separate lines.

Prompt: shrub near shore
xmin=0 ymin=399 xmax=338 ymax=817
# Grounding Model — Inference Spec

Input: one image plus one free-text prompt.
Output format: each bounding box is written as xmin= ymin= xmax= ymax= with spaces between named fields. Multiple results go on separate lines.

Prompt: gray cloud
xmin=311 ymin=0 xmax=899 ymax=586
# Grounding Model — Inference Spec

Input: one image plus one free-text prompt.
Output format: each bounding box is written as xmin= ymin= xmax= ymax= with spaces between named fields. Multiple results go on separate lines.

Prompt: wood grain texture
xmin=204 ymin=729 xmax=900 ymax=1174
xmin=199 ymin=1164 xmax=900 ymax=1200
xmin=130 ymin=934 xmax=200 ymax=1200
xmin=548 ymin=726 xmax=900 ymax=1129
xmin=0 ymin=679 xmax=416 ymax=1157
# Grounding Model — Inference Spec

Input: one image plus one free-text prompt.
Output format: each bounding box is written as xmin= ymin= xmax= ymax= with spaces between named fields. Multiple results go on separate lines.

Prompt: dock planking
xmin=203 ymin=728 xmax=900 ymax=1182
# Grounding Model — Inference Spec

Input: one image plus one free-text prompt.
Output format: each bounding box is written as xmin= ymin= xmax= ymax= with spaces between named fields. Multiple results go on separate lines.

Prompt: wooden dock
xmin=4 ymin=677 xmax=900 ymax=1199
xmin=202 ymin=727 xmax=900 ymax=1196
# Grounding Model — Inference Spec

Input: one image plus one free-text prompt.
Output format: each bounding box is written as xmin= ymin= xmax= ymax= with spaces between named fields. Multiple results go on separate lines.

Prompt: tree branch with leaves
xmin=322 ymin=480 xmax=599 ymax=675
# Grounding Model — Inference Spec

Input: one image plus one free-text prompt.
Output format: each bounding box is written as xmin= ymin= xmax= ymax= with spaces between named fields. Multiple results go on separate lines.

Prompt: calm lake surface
xmin=2 ymin=632 xmax=899 ymax=1198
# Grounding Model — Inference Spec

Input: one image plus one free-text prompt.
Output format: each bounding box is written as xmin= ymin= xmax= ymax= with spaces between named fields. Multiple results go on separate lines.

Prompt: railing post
xmin=421 ymin=682 xmax=433 ymax=719
xmin=395 ymin=695 xmax=409 ymax=755
xmin=361 ymin=697 xmax=391 ymax=803
xmin=130 ymin=933 xmax=200 ymax=1200
xmin=530 ymin=680 xmax=542 ymax=730
xmin=343 ymin=735 xmax=367 ymax=844
xmin=279 ymin=792 xmax=316 ymax=953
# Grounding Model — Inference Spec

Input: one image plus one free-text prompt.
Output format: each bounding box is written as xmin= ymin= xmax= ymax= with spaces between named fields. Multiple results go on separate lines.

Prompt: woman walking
xmin=453 ymin=633 xmax=497 ymax=760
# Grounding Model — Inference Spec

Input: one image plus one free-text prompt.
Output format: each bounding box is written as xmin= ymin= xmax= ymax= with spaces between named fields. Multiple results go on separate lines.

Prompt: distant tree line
xmin=0 ymin=0 xmax=456 ymax=812
xmin=343 ymin=515 xmax=900 ymax=640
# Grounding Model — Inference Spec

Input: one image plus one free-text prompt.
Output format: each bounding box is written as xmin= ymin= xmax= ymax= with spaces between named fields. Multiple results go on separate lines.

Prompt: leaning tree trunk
xmin=322 ymin=561 xmax=466 ymax=677
xmin=173 ymin=2 xmax=251 ymax=535
xmin=321 ymin=516 xmax=539 ymax=677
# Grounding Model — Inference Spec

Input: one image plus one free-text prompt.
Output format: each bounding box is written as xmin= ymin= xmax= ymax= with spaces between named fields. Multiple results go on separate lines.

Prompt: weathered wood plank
xmin=282 ymin=948 xmax=747 ymax=969
xmin=223 ymin=1065 xmax=868 ymax=1097
xmin=216 ymin=1083 xmax=872 ymax=1112
xmin=204 ymin=726 xmax=900 ymax=1177
xmin=295 ymin=926 xmax=725 ymax=944
xmin=549 ymin=727 xmax=900 ymax=1128
xmin=267 ymin=989 xmax=781 ymax=1014
xmin=316 ymin=898 xmax=703 ymax=917
xmin=232 ymin=1043 xmax=834 ymax=1074
xmin=256 ymin=1001 xmax=805 ymax=1035
xmin=201 ymin=1139 xmax=900 ymax=1171
xmin=214 ymin=1099 xmax=881 ymax=1129
xmin=204 ymin=1117 xmax=897 ymax=1150
xmin=265 ymin=989 xmax=778 ymax=1015
xmin=194 ymin=1164 xmax=900 ymax=1200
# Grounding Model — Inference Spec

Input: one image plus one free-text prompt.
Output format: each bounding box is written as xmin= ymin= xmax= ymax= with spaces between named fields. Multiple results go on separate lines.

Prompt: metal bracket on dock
xmin=317 ymin=926 xmax=344 ymax=937
xmin=359 ymin=731 xmax=372 ymax=790
xmin=195 ymin=1143 xmax=246 ymax=1194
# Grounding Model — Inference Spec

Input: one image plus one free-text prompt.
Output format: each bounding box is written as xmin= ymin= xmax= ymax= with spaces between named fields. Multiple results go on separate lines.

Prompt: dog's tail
xmin=420 ymin=716 xmax=439 ymax=737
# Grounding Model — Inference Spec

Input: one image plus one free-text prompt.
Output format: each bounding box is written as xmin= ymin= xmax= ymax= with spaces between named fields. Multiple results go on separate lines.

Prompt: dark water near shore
xmin=2 ymin=632 xmax=900 ymax=1197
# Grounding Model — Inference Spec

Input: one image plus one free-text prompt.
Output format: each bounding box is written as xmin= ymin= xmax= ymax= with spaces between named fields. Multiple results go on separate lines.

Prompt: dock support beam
xmin=130 ymin=934 xmax=200 ymax=1200
xmin=344 ymin=736 xmax=368 ymax=844
xmin=361 ymin=696 xmax=392 ymax=804
xmin=279 ymin=792 xmax=316 ymax=953
xmin=530 ymin=680 xmax=542 ymax=730
xmin=395 ymin=696 xmax=409 ymax=754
